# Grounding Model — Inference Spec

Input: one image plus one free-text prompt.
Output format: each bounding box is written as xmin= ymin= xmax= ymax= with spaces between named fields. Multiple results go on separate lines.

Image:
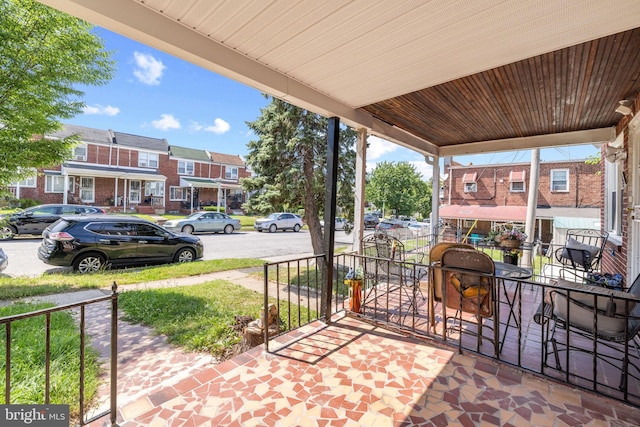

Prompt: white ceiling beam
xmin=439 ymin=128 xmax=615 ymax=157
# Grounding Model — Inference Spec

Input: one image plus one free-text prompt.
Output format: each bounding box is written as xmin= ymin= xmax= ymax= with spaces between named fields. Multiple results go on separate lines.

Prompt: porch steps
xmin=136 ymin=205 xmax=156 ymax=215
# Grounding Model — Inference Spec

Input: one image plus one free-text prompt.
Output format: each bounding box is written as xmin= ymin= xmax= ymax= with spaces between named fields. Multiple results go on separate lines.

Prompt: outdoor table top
xmin=494 ymin=261 xmax=532 ymax=280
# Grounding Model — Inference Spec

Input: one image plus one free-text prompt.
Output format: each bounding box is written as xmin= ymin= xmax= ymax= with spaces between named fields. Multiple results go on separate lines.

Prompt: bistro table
xmin=494 ymin=261 xmax=533 ymax=353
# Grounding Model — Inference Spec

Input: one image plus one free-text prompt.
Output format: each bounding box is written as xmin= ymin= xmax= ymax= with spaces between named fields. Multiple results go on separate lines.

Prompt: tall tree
xmin=366 ymin=161 xmax=432 ymax=218
xmin=242 ymin=96 xmax=356 ymax=254
xmin=0 ymin=0 xmax=115 ymax=189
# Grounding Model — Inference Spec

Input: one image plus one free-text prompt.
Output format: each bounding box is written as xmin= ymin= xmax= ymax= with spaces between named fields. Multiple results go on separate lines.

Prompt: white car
xmin=163 ymin=212 xmax=241 ymax=234
xmin=254 ymin=213 xmax=303 ymax=233
xmin=320 ymin=217 xmax=351 ymax=231
xmin=408 ymin=221 xmax=431 ymax=235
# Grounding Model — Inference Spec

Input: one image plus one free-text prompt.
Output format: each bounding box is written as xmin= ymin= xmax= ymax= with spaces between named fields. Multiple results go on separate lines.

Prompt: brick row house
xmin=9 ymin=124 xmax=251 ymax=214
xmin=439 ymin=158 xmax=601 ymax=246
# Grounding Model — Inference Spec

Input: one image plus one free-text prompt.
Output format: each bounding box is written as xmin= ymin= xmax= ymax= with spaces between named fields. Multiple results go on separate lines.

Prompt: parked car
xmin=38 ymin=215 xmax=203 ymax=273
xmin=408 ymin=221 xmax=430 ymax=235
xmin=376 ymin=220 xmax=404 ymax=232
xmin=162 ymin=211 xmax=241 ymax=234
xmin=363 ymin=214 xmax=379 ymax=229
xmin=320 ymin=217 xmax=352 ymax=231
xmin=254 ymin=213 xmax=303 ymax=233
xmin=0 ymin=248 xmax=7 ymax=273
xmin=0 ymin=204 xmax=105 ymax=239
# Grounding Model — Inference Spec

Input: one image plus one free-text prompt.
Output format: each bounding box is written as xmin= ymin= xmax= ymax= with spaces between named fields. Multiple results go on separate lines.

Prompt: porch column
xmin=353 ymin=127 xmax=367 ymax=253
xmin=62 ymin=172 xmax=69 ymax=204
xmin=429 ymin=155 xmax=440 ymax=237
xmin=523 ymin=149 xmax=540 ymax=268
xmin=321 ymin=117 xmax=340 ymax=322
xmin=114 ymin=177 xmax=119 ymax=210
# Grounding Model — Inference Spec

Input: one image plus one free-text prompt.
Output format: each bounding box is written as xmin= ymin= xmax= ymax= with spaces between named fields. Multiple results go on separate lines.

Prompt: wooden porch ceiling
xmin=361 ymin=28 xmax=640 ymax=152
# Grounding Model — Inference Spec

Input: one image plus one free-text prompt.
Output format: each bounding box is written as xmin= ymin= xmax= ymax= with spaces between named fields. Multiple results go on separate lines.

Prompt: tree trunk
xmin=302 ymin=145 xmax=324 ymax=255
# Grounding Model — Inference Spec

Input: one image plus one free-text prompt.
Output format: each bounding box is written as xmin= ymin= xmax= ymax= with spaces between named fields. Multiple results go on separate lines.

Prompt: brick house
xmin=9 ymin=124 xmax=251 ymax=214
xmin=439 ymin=158 xmax=601 ymax=245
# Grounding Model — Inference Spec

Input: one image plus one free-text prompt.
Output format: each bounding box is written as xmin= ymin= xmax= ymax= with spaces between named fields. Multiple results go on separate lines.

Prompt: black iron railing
xmin=0 ymin=284 xmax=119 ymax=426
xmin=262 ymin=248 xmax=640 ymax=408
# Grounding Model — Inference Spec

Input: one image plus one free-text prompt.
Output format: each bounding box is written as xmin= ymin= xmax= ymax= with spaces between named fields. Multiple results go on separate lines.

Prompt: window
xmin=79 ymin=177 xmax=94 ymax=203
xmin=144 ymin=181 xmax=165 ymax=197
xmin=462 ymin=172 xmax=477 ymax=193
xmin=170 ymin=186 xmax=186 ymax=201
xmin=509 ymin=170 xmax=526 ymax=192
xmin=45 ymin=175 xmax=66 ymax=193
xmin=14 ymin=175 xmax=37 ymax=188
xmin=138 ymin=151 xmax=159 ymax=168
xmin=73 ymin=144 xmax=87 ymax=161
xmin=225 ymin=166 xmax=238 ymax=180
xmin=129 ymin=180 xmax=141 ymax=203
xmin=550 ymin=169 xmax=569 ymax=192
xmin=67 ymin=176 xmax=75 ymax=193
xmin=178 ymin=161 xmax=194 ymax=175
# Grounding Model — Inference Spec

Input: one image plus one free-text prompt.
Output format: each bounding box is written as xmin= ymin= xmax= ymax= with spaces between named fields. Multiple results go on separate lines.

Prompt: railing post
xmin=110 ymin=282 xmax=118 ymax=427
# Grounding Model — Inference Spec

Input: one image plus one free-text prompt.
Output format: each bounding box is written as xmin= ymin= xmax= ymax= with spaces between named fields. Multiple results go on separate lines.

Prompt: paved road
xmin=0 ymin=230 xmax=356 ymax=278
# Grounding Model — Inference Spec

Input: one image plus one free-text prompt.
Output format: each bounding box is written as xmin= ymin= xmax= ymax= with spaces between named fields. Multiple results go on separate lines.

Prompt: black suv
xmin=363 ymin=214 xmax=379 ymax=229
xmin=38 ymin=215 xmax=204 ymax=273
xmin=0 ymin=204 xmax=105 ymax=239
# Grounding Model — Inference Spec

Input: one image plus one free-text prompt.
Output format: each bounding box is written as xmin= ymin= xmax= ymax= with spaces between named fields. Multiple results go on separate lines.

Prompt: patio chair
xmin=437 ymin=247 xmax=498 ymax=355
xmin=360 ymin=231 xmax=427 ymax=316
xmin=428 ymin=242 xmax=475 ymax=330
xmin=538 ymin=273 xmax=640 ymax=390
xmin=554 ymin=229 xmax=608 ymax=279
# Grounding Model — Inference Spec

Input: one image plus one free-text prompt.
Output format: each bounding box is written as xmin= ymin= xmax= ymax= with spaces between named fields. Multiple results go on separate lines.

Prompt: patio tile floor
xmin=88 ymin=312 xmax=639 ymax=426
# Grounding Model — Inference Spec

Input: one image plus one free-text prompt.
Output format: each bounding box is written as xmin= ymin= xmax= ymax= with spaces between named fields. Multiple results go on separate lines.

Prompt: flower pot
xmin=503 ymin=253 xmax=519 ymax=265
xmin=344 ymin=279 xmax=363 ymax=313
xmin=499 ymin=239 xmax=521 ymax=249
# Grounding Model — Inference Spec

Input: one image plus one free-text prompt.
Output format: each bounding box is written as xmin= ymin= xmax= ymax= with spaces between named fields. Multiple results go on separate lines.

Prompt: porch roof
xmin=439 ymin=205 xmax=527 ymax=221
xmin=62 ymin=164 xmax=166 ymax=181
xmin=180 ymin=177 xmax=243 ymax=190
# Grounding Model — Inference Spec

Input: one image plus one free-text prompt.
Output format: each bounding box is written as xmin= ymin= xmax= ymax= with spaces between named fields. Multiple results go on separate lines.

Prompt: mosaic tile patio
xmin=87 ymin=312 xmax=639 ymax=426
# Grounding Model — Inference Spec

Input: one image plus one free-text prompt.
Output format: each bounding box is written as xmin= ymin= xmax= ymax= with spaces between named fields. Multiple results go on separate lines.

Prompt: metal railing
xmin=1 ymin=284 xmax=119 ymax=426
xmin=262 ymin=249 xmax=640 ymax=408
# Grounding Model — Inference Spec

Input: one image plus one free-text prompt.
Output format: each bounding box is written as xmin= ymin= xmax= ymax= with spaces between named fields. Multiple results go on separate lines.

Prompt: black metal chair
xmin=361 ymin=231 xmax=427 ymax=317
xmin=554 ymin=229 xmax=608 ymax=279
xmin=537 ymin=273 xmax=640 ymax=391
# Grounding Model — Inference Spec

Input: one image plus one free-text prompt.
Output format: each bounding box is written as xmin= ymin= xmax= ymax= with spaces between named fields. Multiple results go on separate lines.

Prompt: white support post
xmin=353 ymin=127 xmax=367 ymax=253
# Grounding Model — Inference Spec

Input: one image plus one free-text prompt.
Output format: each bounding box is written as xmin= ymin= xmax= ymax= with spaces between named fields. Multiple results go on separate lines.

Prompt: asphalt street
xmin=0 ymin=229 xmax=356 ymax=278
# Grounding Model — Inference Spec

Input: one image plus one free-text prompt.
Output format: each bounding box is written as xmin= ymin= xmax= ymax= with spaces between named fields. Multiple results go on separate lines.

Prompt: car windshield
xmin=267 ymin=213 xmax=280 ymax=219
xmin=185 ymin=213 xmax=203 ymax=219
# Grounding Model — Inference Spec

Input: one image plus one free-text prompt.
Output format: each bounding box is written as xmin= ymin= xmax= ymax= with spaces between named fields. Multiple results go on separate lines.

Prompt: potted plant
xmin=344 ymin=266 xmax=364 ymax=313
xmin=492 ymin=224 xmax=527 ymax=249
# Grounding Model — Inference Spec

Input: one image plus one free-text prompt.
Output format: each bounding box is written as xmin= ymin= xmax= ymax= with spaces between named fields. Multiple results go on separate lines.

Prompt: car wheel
xmin=181 ymin=225 xmax=194 ymax=234
xmin=269 ymin=224 xmax=277 ymax=233
xmin=73 ymin=253 xmax=105 ymax=274
xmin=174 ymin=247 xmax=195 ymax=263
xmin=257 ymin=229 xmax=262 ymax=232
xmin=0 ymin=226 xmax=16 ymax=240
xmin=293 ymin=224 xmax=301 ymax=232
xmin=224 ymin=224 xmax=234 ymax=234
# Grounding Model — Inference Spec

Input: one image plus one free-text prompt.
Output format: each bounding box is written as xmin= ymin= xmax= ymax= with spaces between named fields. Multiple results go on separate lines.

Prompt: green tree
xmin=0 ymin=0 xmax=115 ymax=189
xmin=366 ymin=161 xmax=432 ymax=218
xmin=242 ymin=96 xmax=356 ymax=254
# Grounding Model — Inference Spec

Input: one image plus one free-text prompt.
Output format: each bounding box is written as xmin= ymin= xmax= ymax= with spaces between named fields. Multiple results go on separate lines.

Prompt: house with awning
xmin=9 ymin=124 xmax=250 ymax=215
xmin=167 ymin=146 xmax=250 ymax=214
xmin=439 ymin=158 xmax=601 ymax=244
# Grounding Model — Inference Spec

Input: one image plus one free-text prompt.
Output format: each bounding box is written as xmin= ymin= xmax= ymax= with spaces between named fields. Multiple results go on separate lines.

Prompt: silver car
xmin=163 ymin=212 xmax=241 ymax=234
xmin=0 ymin=248 xmax=7 ymax=273
xmin=254 ymin=213 xmax=303 ymax=233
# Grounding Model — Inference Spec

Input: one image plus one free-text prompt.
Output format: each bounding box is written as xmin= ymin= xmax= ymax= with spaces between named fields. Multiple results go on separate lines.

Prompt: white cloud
xmin=205 ymin=118 xmax=231 ymax=134
xmin=409 ymin=161 xmax=433 ymax=181
xmin=151 ymin=114 xmax=181 ymax=130
xmin=83 ymin=104 xmax=120 ymax=116
xmin=190 ymin=118 xmax=231 ymax=135
xmin=367 ymin=136 xmax=398 ymax=160
xmin=133 ymin=51 xmax=165 ymax=85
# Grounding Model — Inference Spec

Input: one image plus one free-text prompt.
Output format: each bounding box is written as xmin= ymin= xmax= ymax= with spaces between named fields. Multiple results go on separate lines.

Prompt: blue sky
xmin=72 ymin=28 xmax=600 ymax=180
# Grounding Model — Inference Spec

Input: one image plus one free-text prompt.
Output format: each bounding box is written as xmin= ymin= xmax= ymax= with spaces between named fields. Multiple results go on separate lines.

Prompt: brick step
xmin=136 ymin=205 xmax=156 ymax=214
